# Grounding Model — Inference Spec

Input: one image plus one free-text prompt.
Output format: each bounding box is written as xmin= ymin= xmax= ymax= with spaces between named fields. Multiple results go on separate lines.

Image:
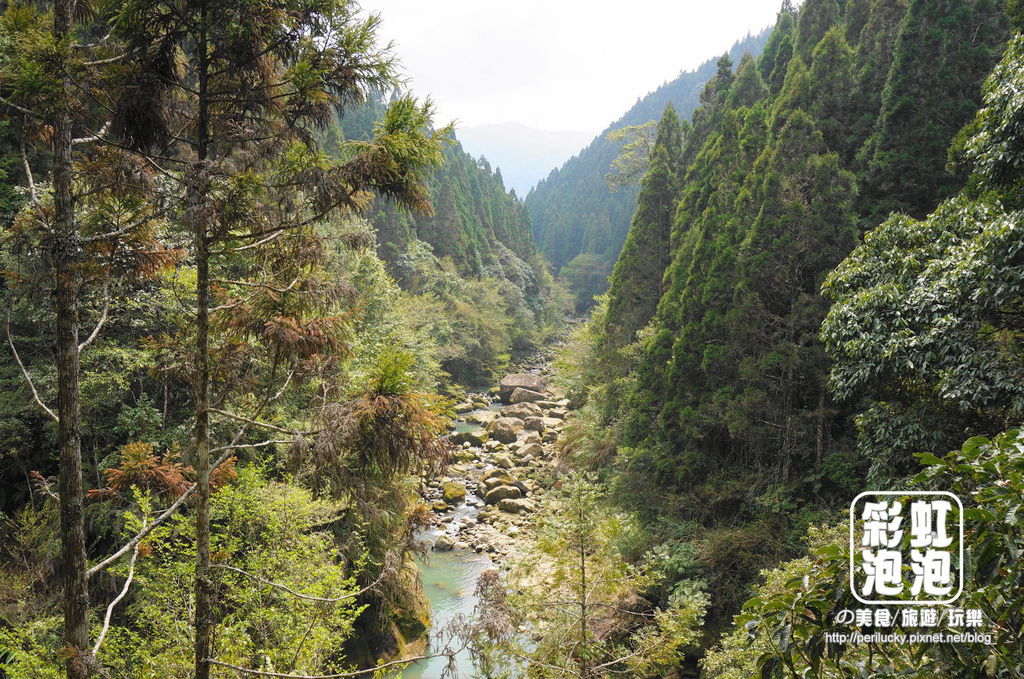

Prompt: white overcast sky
xmin=363 ymin=1 xmax=782 ymax=136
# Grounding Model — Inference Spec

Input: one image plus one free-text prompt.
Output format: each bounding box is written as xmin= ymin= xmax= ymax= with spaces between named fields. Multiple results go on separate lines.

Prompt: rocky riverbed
xmin=419 ymin=350 xmax=568 ymax=563
xmin=402 ymin=346 xmax=571 ymax=677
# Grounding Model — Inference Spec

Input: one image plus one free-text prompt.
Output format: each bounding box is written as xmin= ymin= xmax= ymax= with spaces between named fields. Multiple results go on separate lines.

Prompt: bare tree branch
xmin=210 ymin=439 xmax=292 ymax=453
xmin=78 ymin=283 xmax=110 ymax=351
xmin=92 ymin=522 xmax=143 ymax=654
xmin=6 ymin=309 xmax=58 ymax=422
xmin=19 ymin=124 xmax=39 ymax=205
xmin=72 ymin=122 xmax=110 ymax=145
xmin=209 ymin=561 xmax=388 ymax=603
xmin=209 ymin=408 xmax=311 ymax=436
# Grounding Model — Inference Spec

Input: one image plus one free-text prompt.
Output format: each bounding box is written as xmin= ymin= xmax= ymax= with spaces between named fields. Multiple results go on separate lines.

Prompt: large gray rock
xmin=510 ymin=387 xmax=547 ymax=404
xmin=492 ymin=453 xmax=514 ymax=469
xmin=518 ymin=430 xmax=541 ymax=445
xmin=433 ymin=535 xmax=454 ymax=551
xmin=516 ymin=442 xmax=544 ymax=459
xmin=498 ymin=498 xmax=534 ymax=514
xmin=481 ymin=467 xmax=510 ymax=483
xmin=442 ymin=482 xmax=466 ymax=505
xmin=466 ymin=409 xmax=499 ymax=425
xmin=484 ymin=484 xmax=523 ymax=504
xmin=483 ymin=476 xmax=512 ymax=491
xmin=501 ymin=402 xmax=543 ymax=419
xmin=450 ymin=428 xmax=488 ymax=446
xmin=488 ymin=417 xmax=525 ymax=443
xmin=523 ymin=416 xmax=545 ymax=432
xmin=499 ymin=373 xmax=546 ymax=402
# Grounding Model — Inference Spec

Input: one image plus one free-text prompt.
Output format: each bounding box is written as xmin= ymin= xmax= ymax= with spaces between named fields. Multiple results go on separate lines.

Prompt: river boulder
xmin=487 ymin=417 xmax=524 ymax=443
xmin=466 ymin=409 xmax=499 ymax=425
xmin=523 ymin=416 xmax=545 ymax=432
xmin=483 ymin=476 xmax=512 ymax=491
xmin=498 ymin=373 xmax=546 ymax=402
xmin=498 ymin=498 xmax=533 ymax=514
xmin=442 ymin=482 xmax=466 ymax=505
xmin=484 ymin=484 xmax=522 ymax=504
xmin=492 ymin=453 xmax=514 ymax=469
xmin=516 ymin=442 xmax=544 ymax=459
xmin=433 ymin=535 xmax=454 ymax=551
xmin=541 ymin=417 xmax=563 ymax=430
xmin=518 ymin=430 xmax=541 ymax=445
xmin=501 ymin=402 xmax=543 ymax=419
xmin=481 ymin=467 xmax=510 ymax=483
xmin=450 ymin=428 xmax=488 ymax=446
xmin=509 ymin=387 xmax=546 ymax=404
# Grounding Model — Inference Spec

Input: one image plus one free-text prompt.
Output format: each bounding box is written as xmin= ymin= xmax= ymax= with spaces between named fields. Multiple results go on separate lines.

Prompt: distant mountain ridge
xmin=525 ymin=29 xmax=772 ymax=302
xmin=456 ymin=122 xmax=593 ymax=197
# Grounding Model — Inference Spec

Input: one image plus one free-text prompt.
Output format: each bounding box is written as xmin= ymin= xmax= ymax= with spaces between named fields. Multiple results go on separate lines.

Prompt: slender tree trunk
xmin=578 ymin=503 xmax=588 ymax=679
xmin=53 ymin=1 xmax=91 ymax=676
xmin=815 ymin=387 xmax=825 ymax=467
xmin=193 ymin=203 xmax=212 ymax=679
xmin=193 ymin=12 xmax=213 ymax=677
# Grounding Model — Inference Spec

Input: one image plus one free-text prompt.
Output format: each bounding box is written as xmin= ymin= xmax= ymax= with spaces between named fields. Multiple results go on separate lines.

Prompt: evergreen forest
xmin=1 ymin=0 xmax=1024 ymax=678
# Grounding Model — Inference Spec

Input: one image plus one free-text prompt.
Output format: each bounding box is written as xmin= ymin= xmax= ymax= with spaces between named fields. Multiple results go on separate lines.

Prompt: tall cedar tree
xmin=603 ymin=104 xmax=683 ymax=350
xmin=585 ymin=0 xmax=1009 ymax=627
xmin=859 ymin=0 xmax=1008 ymax=220
xmin=106 ymin=2 xmax=448 ymax=676
xmin=0 ymin=2 xmax=172 ymax=675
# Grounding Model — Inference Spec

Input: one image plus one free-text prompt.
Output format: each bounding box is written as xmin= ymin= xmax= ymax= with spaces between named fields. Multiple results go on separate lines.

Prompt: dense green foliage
xmin=324 ymin=93 xmax=565 ymax=384
xmin=474 ymin=473 xmax=709 ymax=678
xmin=555 ymin=0 xmax=1015 ymax=661
xmin=704 ymin=429 xmax=1024 ymax=678
xmin=602 ymin=105 xmax=684 ymax=351
xmin=822 ymin=30 xmax=1024 ymax=484
xmin=526 ymin=31 xmax=771 ymax=310
xmin=0 ymin=0 xmax=557 ymax=675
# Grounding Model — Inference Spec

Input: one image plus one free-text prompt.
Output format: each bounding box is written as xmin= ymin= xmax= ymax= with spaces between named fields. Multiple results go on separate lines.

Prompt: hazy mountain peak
xmin=455 ymin=123 xmax=593 ymax=196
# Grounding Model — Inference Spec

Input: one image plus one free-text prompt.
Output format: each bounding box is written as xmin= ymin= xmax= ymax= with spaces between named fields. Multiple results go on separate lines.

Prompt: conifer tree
xmin=859 ymin=0 xmax=1008 ymax=220
xmin=726 ymin=54 xmax=769 ymax=110
xmin=603 ymin=105 xmax=683 ymax=350
xmin=758 ymin=3 xmax=798 ymax=95
xmin=806 ymin=26 xmax=855 ymax=156
xmin=794 ymin=0 xmax=841 ymax=60
xmin=104 ymin=3 xmax=449 ymax=676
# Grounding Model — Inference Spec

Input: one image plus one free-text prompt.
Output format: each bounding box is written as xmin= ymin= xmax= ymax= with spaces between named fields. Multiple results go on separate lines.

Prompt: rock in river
xmin=501 ymin=402 xmax=543 ymax=420
xmin=499 ymin=373 xmax=546 ymax=402
xmin=442 ymin=482 xmax=466 ymax=505
xmin=509 ymin=387 xmax=546 ymax=404
xmin=450 ymin=429 xmax=488 ymax=446
xmin=498 ymin=498 xmax=533 ymax=514
xmin=484 ymin=484 xmax=523 ymax=504
xmin=487 ymin=417 xmax=525 ymax=443
xmin=523 ymin=416 xmax=545 ymax=432
xmin=492 ymin=453 xmax=514 ymax=469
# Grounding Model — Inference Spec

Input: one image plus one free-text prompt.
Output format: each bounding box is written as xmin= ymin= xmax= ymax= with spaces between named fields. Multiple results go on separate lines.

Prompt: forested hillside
xmin=320 ymin=93 xmax=563 ymax=384
xmin=4 ymin=0 xmax=1024 ymax=677
xmin=525 ymin=30 xmax=770 ymax=308
xmin=0 ymin=1 xmax=559 ymax=676
xmin=557 ymin=0 xmax=1023 ymax=673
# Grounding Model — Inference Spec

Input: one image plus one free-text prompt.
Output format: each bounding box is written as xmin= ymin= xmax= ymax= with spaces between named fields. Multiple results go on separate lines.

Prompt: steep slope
xmin=321 ymin=94 xmax=559 ymax=384
xmin=525 ymin=29 xmax=771 ymax=307
xmin=562 ymin=0 xmax=1010 ymax=633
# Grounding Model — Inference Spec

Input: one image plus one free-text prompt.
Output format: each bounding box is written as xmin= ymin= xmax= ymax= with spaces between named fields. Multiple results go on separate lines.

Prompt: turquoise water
xmin=453 ymin=420 xmax=484 ymax=434
xmin=402 ymin=536 xmax=493 ymax=679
